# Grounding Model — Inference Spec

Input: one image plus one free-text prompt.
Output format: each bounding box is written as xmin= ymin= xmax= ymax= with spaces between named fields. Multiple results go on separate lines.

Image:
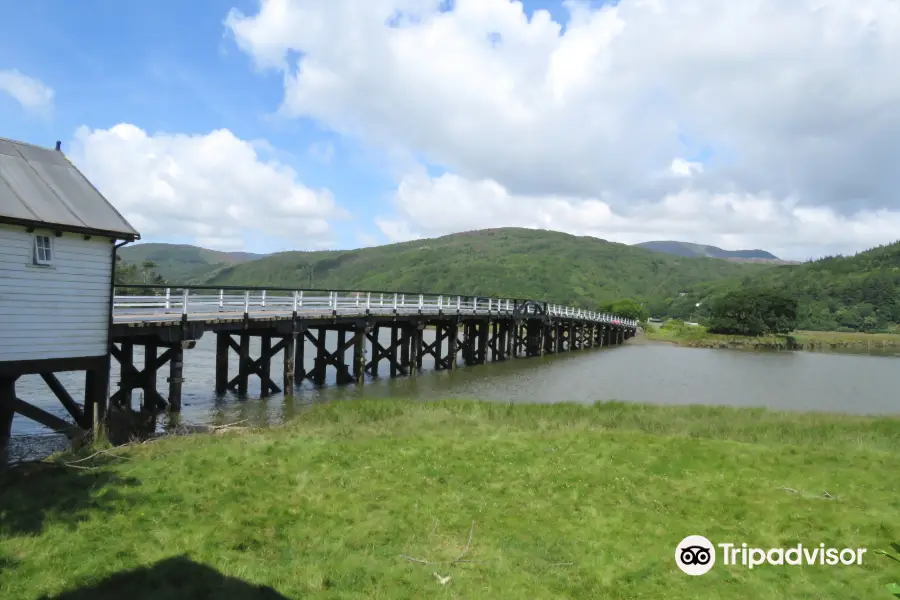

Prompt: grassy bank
xmin=644 ymin=321 xmax=900 ymax=351
xmin=2 ymin=400 xmax=898 ymax=599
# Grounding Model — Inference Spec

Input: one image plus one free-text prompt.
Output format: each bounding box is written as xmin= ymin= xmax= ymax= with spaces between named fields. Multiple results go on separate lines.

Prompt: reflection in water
xmin=8 ymin=333 xmax=900 ymax=461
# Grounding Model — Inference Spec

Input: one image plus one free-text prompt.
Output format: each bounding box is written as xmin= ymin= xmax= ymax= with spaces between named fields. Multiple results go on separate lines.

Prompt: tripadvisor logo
xmin=675 ymin=535 xmax=867 ymax=575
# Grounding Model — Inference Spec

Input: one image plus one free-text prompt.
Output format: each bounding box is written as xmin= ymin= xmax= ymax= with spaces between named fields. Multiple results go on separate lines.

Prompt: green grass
xmin=2 ymin=399 xmax=899 ymax=599
xmin=644 ymin=321 xmax=900 ymax=350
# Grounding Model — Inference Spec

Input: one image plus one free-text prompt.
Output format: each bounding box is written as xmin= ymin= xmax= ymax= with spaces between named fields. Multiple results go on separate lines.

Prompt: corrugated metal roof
xmin=0 ymin=137 xmax=140 ymax=240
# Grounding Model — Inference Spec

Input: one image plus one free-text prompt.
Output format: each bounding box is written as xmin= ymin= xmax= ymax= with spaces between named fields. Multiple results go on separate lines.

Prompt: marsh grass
xmin=1 ymin=399 xmax=898 ymax=599
xmin=645 ymin=321 xmax=900 ymax=351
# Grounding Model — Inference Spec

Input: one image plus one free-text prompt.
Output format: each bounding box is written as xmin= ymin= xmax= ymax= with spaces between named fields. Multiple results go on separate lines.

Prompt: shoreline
xmin=640 ymin=327 xmax=900 ymax=352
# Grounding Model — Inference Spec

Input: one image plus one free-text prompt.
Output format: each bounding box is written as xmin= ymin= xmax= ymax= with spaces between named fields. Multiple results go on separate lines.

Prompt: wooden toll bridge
xmin=109 ymin=285 xmax=638 ymax=416
xmin=0 ymin=135 xmax=637 ymax=446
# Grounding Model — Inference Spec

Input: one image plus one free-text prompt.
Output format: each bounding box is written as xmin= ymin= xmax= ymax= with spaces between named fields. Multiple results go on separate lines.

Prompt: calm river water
xmin=7 ymin=332 xmax=900 ymax=462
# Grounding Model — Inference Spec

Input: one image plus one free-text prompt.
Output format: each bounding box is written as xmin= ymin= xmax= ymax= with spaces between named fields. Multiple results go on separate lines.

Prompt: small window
xmin=33 ymin=235 xmax=53 ymax=266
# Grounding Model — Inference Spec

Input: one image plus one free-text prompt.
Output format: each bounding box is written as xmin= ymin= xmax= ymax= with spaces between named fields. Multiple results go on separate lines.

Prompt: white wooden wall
xmin=0 ymin=224 xmax=113 ymax=362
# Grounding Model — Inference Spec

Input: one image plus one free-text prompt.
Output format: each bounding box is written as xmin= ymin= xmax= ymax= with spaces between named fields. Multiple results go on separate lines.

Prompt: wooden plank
xmin=13 ymin=398 xmax=81 ymax=437
xmin=40 ymin=372 xmax=85 ymax=428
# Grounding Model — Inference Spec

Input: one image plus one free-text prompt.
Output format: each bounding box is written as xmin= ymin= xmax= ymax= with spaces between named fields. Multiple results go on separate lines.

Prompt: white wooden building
xmin=0 ymin=137 xmax=140 ymax=443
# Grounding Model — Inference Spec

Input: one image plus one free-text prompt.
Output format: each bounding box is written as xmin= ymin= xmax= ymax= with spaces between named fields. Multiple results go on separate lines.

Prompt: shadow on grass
xmin=41 ymin=556 xmax=289 ymax=600
xmin=0 ymin=457 xmax=142 ymax=536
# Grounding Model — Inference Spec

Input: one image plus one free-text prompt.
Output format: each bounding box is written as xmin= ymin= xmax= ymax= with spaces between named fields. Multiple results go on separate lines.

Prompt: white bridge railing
xmin=112 ymin=286 xmax=637 ymax=328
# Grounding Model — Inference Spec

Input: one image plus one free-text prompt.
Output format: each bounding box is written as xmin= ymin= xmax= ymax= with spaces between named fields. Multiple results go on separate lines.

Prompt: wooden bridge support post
xmin=335 ymin=330 xmax=349 ymax=384
xmin=283 ymin=333 xmax=296 ymax=391
xmin=461 ymin=322 xmax=473 ymax=366
xmin=544 ymin=323 xmax=555 ymax=354
xmin=143 ymin=342 xmax=158 ymax=412
xmin=167 ymin=344 xmax=184 ymax=412
xmin=555 ymin=323 xmax=564 ymax=353
xmin=295 ymin=330 xmax=306 ymax=384
xmin=353 ymin=327 xmax=366 ymax=384
xmin=84 ymin=366 xmax=109 ymax=437
xmin=119 ymin=341 xmax=134 ymax=409
xmin=510 ymin=322 xmax=519 ymax=359
xmin=478 ymin=321 xmax=489 ymax=364
xmin=448 ymin=322 xmax=459 ymax=369
xmin=0 ymin=376 xmax=15 ymax=447
xmin=215 ymin=333 xmax=229 ymax=394
xmin=489 ymin=321 xmax=499 ymax=363
xmin=401 ymin=325 xmax=412 ymax=375
xmin=259 ymin=335 xmax=272 ymax=398
xmin=314 ymin=328 xmax=327 ymax=385
xmin=370 ymin=326 xmax=380 ymax=377
xmin=415 ymin=324 xmax=425 ymax=373
xmin=390 ymin=327 xmax=399 ymax=377
xmin=238 ymin=333 xmax=251 ymax=395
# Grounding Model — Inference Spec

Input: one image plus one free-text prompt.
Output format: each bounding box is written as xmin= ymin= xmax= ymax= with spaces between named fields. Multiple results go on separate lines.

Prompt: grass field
xmin=643 ymin=321 xmax=900 ymax=351
xmin=1 ymin=399 xmax=899 ymax=599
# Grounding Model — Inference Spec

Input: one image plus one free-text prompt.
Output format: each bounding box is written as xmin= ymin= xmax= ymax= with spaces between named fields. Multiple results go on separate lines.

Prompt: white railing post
xmin=293 ymin=291 xmax=299 ymax=312
xmin=457 ymin=296 xmax=461 ymax=312
xmin=261 ymin=289 xmax=267 ymax=310
xmin=330 ymin=291 xmax=335 ymax=310
xmin=298 ymin=290 xmax=304 ymax=308
xmin=438 ymin=295 xmax=443 ymax=311
xmin=474 ymin=297 xmax=478 ymax=313
xmin=218 ymin=289 xmax=224 ymax=311
xmin=366 ymin=292 xmax=371 ymax=310
xmin=380 ymin=293 xmax=384 ymax=307
xmin=165 ymin=288 xmax=171 ymax=310
xmin=393 ymin=293 xmax=398 ymax=311
xmin=182 ymin=288 xmax=189 ymax=316
xmin=418 ymin=294 xmax=424 ymax=310
xmin=355 ymin=293 xmax=360 ymax=308
xmin=244 ymin=290 xmax=250 ymax=314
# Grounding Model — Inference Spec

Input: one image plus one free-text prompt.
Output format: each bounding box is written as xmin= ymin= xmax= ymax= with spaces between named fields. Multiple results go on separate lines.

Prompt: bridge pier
xmin=111 ymin=339 xmax=196 ymax=413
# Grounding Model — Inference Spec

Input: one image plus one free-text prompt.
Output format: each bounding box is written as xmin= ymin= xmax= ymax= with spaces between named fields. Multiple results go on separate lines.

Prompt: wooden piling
xmin=259 ymin=334 xmax=272 ymax=397
xmin=390 ymin=326 xmax=399 ymax=377
xmin=120 ymin=341 xmax=134 ymax=409
xmin=0 ymin=376 xmax=15 ymax=445
xmin=283 ymin=333 xmax=296 ymax=391
xmin=143 ymin=342 xmax=158 ymax=413
xmin=168 ymin=345 xmax=184 ymax=412
xmin=448 ymin=322 xmax=459 ymax=369
xmin=370 ymin=326 xmax=380 ymax=377
xmin=314 ymin=328 xmax=327 ymax=385
xmin=295 ymin=330 xmax=306 ymax=383
xmin=353 ymin=328 xmax=366 ymax=384
xmin=215 ymin=333 xmax=229 ymax=394
xmin=238 ymin=333 xmax=250 ymax=395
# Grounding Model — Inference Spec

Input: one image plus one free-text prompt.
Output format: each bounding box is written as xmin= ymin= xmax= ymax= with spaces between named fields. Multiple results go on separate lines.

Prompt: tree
xmin=601 ymin=298 xmax=648 ymax=321
xmin=706 ymin=288 xmax=798 ymax=336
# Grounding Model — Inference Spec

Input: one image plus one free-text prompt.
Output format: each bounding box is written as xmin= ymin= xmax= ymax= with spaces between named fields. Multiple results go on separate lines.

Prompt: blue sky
xmin=2 ymin=0 xmax=897 ymax=259
xmin=0 ymin=0 xmax=581 ymax=252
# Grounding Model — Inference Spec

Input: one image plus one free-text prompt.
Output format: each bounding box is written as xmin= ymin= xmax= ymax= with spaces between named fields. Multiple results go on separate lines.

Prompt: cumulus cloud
xmin=0 ymin=69 xmax=54 ymax=114
xmin=226 ymin=0 xmax=900 ymax=257
xmin=378 ymin=172 xmax=900 ymax=260
xmin=69 ymin=124 xmax=345 ymax=250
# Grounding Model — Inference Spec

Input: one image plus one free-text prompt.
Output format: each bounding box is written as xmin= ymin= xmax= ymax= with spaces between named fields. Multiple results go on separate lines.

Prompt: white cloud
xmin=0 ymin=69 xmax=54 ymax=114
xmin=69 ymin=124 xmax=345 ymax=250
xmin=226 ymin=0 xmax=900 ymax=256
xmin=377 ymin=172 xmax=900 ymax=260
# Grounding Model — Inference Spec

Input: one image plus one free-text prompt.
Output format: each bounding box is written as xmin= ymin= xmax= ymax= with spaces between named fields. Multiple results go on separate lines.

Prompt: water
xmin=7 ymin=334 xmax=900 ymax=462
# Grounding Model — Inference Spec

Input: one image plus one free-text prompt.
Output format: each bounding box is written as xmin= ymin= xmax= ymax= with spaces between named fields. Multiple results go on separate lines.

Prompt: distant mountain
xmin=120 ymin=228 xmax=770 ymax=308
xmin=119 ymin=243 xmax=264 ymax=283
xmin=634 ymin=240 xmax=784 ymax=262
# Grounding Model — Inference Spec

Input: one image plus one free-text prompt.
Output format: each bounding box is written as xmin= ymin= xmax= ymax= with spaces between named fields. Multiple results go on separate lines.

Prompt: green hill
xmin=667 ymin=241 xmax=900 ymax=332
xmin=119 ymin=243 xmax=263 ymax=283
xmin=634 ymin=240 xmax=784 ymax=261
xmin=138 ymin=228 xmax=770 ymax=308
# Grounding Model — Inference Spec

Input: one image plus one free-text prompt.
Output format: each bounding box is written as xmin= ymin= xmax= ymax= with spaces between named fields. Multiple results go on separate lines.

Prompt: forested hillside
xmin=119 ymin=228 xmax=768 ymax=308
xmin=119 ymin=243 xmax=262 ymax=283
xmin=666 ymin=241 xmax=900 ymax=332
